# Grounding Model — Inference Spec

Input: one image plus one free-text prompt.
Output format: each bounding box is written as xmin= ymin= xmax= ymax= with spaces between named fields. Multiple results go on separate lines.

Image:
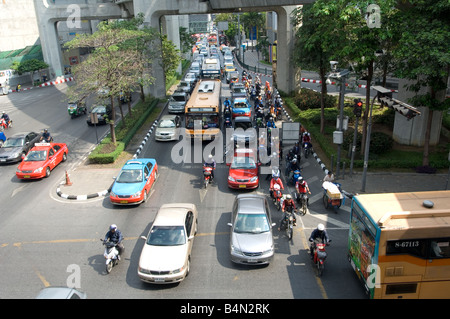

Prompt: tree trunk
xmin=110 ymin=96 xmax=116 ymax=144
xmin=360 ymin=61 xmax=374 ymax=156
xmin=319 ymin=63 xmax=327 ymax=134
xmin=422 ymin=107 xmax=433 ymax=167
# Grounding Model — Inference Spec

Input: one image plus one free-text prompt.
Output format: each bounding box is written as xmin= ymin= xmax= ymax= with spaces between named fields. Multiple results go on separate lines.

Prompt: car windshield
xmin=234 ymin=213 xmax=270 ymax=234
xmin=3 ymin=137 xmax=24 ymax=148
xmin=24 ymin=150 xmax=47 ymax=162
xmin=116 ymin=169 xmax=143 ymax=183
xmin=91 ymin=107 xmax=106 ymax=113
xmin=231 ymin=156 xmax=256 ymax=169
xmin=233 ymin=87 xmax=246 ymax=93
xmin=158 ymin=119 xmax=176 ymax=128
xmin=172 ymin=95 xmax=187 ymax=102
xmin=233 ymin=102 xmax=248 ymax=109
xmin=147 ymin=226 xmax=186 ymax=246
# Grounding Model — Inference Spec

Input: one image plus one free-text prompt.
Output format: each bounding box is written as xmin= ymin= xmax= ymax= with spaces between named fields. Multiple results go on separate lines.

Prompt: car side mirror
xmin=140 ymin=236 xmax=147 ymax=240
xmin=227 ymin=223 xmax=233 ymax=227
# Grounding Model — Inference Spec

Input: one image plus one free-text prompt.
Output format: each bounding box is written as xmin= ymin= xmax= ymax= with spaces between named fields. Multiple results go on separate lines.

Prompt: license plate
xmin=239 ymin=184 xmax=247 ymax=188
xmin=0 ymin=159 xmax=5 ymax=162
xmin=155 ymin=278 xmax=165 ymax=282
xmin=24 ymin=175 xmax=30 ymax=179
xmin=120 ymin=200 xmax=128 ymax=204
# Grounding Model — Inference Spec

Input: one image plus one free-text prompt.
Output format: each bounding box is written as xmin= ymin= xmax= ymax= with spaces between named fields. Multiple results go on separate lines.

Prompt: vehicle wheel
xmin=204 ymin=179 xmax=208 ymax=189
xmin=287 ymin=226 xmax=293 ymax=240
xmin=186 ymin=257 xmax=191 ymax=277
xmin=45 ymin=167 xmax=51 ymax=178
xmin=317 ymin=261 xmax=324 ymax=277
xmin=323 ymin=195 xmax=329 ymax=209
xmin=301 ymin=202 xmax=307 ymax=216
xmin=194 ymin=219 xmax=198 ymax=235
xmin=143 ymin=190 xmax=148 ymax=203
xmin=62 ymin=153 xmax=67 ymax=162
xmin=106 ymin=261 xmax=113 ymax=274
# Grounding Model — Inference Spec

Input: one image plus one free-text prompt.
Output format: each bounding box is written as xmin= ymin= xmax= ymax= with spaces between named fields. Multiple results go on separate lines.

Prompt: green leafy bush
xmin=292 ymin=88 xmax=337 ymax=110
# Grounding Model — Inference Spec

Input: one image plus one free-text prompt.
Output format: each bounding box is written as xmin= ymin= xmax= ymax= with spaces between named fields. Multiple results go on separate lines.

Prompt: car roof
xmin=153 ymin=203 xmax=197 ymax=227
xmin=9 ymin=132 xmax=35 ymax=138
xmin=31 ymin=142 xmax=59 ymax=151
xmin=235 ymin=195 xmax=267 ymax=215
xmin=122 ymin=158 xmax=155 ymax=170
xmin=35 ymin=287 xmax=86 ymax=299
xmin=160 ymin=115 xmax=178 ymax=121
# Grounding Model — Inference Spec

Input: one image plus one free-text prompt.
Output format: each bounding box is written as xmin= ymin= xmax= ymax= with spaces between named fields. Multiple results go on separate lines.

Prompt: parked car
xmin=16 ymin=142 xmax=68 ymax=179
xmin=86 ymin=105 xmax=112 ymax=126
xmin=168 ymin=91 xmax=190 ymax=114
xmin=227 ymin=148 xmax=260 ymax=189
xmin=138 ymin=203 xmax=198 ymax=284
xmin=0 ymin=132 xmax=41 ymax=164
xmin=155 ymin=115 xmax=181 ymax=141
xmin=109 ymin=158 xmax=158 ymax=205
xmin=227 ymin=194 xmax=276 ymax=265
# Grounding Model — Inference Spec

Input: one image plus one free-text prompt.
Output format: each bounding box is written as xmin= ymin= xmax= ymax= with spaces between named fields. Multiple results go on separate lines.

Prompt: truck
xmin=201 ymin=58 xmax=221 ymax=79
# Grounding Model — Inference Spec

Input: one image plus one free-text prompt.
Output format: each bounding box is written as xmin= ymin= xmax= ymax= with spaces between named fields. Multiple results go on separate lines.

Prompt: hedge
xmin=88 ymin=98 xmax=159 ymax=164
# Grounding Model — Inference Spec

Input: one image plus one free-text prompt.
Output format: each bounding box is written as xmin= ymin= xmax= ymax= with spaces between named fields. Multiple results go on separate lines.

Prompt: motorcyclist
xmin=295 ymin=176 xmax=311 ymax=206
xmin=224 ymin=98 xmax=231 ymax=108
xmin=203 ymin=154 xmax=216 ymax=181
xmin=266 ymin=117 xmax=276 ymax=129
xmin=40 ymin=129 xmax=52 ymax=142
xmin=286 ymin=157 xmax=300 ymax=179
xmin=269 ymin=170 xmax=284 ymax=198
xmin=279 ymin=194 xmax=297 ymax=230
xmin=1 ymin=111 xmax=11 ymax=125
xmin=104 ymin=224 xmax=124 ymax=259
xmin=302 ymin=132 xmax=312 ymax=149
xmin=309 ymin=223 xmax=330 ymax=259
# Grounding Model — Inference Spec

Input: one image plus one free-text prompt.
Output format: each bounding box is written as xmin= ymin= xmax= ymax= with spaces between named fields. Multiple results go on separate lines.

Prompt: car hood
xmin=0 ymin=146 xmax=22 ymax=157
xmin=111 ymin=181 xmax=143 ymax=195
xmin=139 ymin=244 xmax=188 ymax=271
xmin=232 ymin=231 xmax=273 ymax=253
xmin=155 ymin=127 xmax=177 ymax=134
xmin=229 ymin=168 xmax=257 ymax=179
xmin=18 ymin=160 xmax=45 ymax=170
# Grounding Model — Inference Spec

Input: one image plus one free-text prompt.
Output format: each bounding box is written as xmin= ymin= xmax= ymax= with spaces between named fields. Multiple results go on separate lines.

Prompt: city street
xmin=0 ymin=74 xmax=368 ymax=300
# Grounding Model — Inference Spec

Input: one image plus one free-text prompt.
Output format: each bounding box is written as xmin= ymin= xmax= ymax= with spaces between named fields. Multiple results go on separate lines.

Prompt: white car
xmin=138 ymin=203 xmax=198 ymax=284
xmin=155 ymin=115 xmax=181 ymax=141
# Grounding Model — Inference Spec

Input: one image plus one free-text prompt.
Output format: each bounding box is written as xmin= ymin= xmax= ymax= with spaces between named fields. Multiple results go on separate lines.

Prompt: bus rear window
xmin=386 ymin=283 xmax=417 ymax=295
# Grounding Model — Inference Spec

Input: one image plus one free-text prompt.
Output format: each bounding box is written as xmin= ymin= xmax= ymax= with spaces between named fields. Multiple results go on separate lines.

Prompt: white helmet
xmin=110 ymin=224 xmax=117 ymax=231
xmin=318 ymin=223 xmax=325 ymax=231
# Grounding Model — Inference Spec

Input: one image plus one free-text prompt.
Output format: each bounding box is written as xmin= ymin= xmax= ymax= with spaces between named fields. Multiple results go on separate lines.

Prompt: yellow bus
xmin=348 ymin=190 xmax=450 ymax=299
xmin=185 ymin=79 xmax=221 ymax=141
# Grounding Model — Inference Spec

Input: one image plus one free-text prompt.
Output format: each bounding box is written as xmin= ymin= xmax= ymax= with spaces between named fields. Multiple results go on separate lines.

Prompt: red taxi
xmin=16 ymin=143 xmax=68 ymax=179
xmin=227 ymin=148 xmax=260 ymax=189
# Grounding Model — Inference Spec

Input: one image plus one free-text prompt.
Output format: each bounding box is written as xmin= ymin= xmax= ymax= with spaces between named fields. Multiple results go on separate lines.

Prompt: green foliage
xmin=10 ymin=59 xmax=48 ymax=75
xmin=292 ymin=88 xmax=337 ymax=110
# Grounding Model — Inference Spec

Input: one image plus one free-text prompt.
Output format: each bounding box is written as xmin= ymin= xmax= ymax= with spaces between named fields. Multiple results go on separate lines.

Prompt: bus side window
xmin=430 ymin=240 xmax=450 ymax=258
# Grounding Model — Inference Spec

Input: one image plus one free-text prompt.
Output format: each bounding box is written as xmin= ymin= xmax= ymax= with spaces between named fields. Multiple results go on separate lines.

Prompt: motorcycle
xmin=68 ymin=101 xmax=87 ymax=119
xmin=270 ymin=183 xmax=283 ymax=211
xmin=224 ymin=116 xmax=233 ymax=128
xmin=303 ymin=142 xmax=311 ymax=158
xmin=296 ymin=192 xmax=308 ymax=216
xmin=0 ymin=118 xmax=12 ymax=131
xmin=280 ymin=206 xmax=296 ymax=240
xmin=101 ymin=239 xmax=120 ymax=274
xmin=311 ymin=238 xmax=331 ymax=276
xmin=203 ymin=165 xmax=214 ymax=188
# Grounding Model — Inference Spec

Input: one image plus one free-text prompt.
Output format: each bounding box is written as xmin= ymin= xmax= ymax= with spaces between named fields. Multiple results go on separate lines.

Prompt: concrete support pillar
xmin=162 ymin=15 xmax=182 ymax=74
xmin=274 ymin=5 xmax=300 ymax=94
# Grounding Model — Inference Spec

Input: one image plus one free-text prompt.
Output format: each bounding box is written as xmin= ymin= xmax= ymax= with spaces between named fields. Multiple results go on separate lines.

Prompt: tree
xmin=10 ymin=59 xmax=49 ymax=84
xmin=240 ymin=12 xmax=266 ymax=49
xmin=65 ymin=23 xmax=150 ymax=144
xmin=158 ymin=34 xmax=182 ymax=88
xmin=393 ymin=0 xmax=450 ymax=167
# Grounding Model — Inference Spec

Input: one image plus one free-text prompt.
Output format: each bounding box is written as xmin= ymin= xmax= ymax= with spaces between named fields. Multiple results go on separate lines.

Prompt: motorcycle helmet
xmin=286 ymin=194 xmax=292 ymax=199
xmin=271 ymin=167 xmax=280 ymax=178
xmin=297 ymin=176 xmax=303 ymax=182
xmin=318 ymin=223 xmax=325 ymax=231
xmin=110 ymin=224 xmax=117 ymax=231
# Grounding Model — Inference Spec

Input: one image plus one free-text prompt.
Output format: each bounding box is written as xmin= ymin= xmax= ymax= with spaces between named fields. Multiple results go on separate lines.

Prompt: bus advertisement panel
xmin=348 ymin=190 xmax=450 ymax=299
xmin=185 ymin=80 xmax=221 ymax=141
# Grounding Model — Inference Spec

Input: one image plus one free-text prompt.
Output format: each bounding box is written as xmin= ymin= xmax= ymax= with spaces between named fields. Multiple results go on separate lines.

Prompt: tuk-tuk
xmin=68 ymin=101 xmax=87 ymax=118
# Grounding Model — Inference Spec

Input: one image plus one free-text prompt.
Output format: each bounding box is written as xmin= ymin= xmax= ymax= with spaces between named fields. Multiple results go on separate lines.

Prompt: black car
xmin=86 ymin=105 xmax=112 ymax=126
xmin=0 ymin=132 xmax=41 ymax=163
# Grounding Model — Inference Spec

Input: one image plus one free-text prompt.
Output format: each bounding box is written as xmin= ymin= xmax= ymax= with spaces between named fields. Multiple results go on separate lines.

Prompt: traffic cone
xmin=65 ymin=171 xmax=72 ymax=186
